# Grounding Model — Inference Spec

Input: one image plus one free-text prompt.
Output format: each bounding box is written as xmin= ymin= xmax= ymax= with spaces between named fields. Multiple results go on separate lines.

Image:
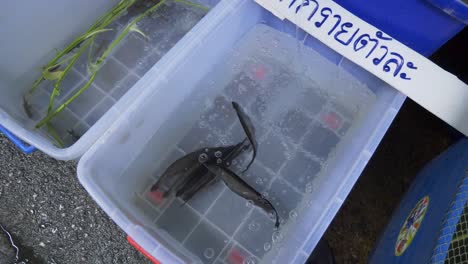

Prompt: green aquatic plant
xmin=27 ymin=0 xmax=207 ymax=146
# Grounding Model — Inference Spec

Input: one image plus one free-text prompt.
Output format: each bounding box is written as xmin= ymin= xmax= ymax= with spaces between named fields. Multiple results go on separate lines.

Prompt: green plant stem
xmin=46 ymin=124 xmax=65 ymax=148
xmin=29 ymin=1 xmax=137 ymax=94
xmin=173 ymin=0 xmax=209 ymax=11
xmin=99 ymin=0 xmax=168 ymax=64
xmin=36 ymin=72 xmax=98 ymax=129
xmin=36 ymin=0 xmax=169 ymax=129
xmin=47 ymin=41 xmax=90 ymax=114
xmin=35 ymin=0 xmax=208 ymax=141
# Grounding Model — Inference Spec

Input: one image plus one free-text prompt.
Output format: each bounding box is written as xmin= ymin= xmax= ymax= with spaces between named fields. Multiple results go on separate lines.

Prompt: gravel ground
xmin=0 ymin=135 xmax=149 ymax=264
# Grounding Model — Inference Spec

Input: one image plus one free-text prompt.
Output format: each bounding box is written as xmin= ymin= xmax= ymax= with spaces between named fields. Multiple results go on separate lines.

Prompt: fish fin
xmin=207 ymin=164 xmax=280 ymax=227
xmin=232 ymin=102 xmax=258 ymax=172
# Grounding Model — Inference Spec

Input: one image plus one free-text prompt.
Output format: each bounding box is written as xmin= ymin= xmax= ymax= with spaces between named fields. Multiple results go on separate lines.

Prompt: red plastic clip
xmin=147 ymin=190 xmax=165 ymax=205
xmin=227 ymin=248 xmax=245 ymax=264
xmin=321 ymin=111 xmax=342 ymax=131
xmin=127 ymin=236 xmax=161 ymax=264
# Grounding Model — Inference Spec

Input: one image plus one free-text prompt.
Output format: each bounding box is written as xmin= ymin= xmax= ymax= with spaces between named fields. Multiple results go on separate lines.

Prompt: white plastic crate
xmin=77 ymin=0 xmax=405 ymax=263
xmin=0 ymin=0 xmax=221 ymax=160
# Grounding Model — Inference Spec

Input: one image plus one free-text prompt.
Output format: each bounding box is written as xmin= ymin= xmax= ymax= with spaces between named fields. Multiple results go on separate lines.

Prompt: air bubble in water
xmin=272 ymin=38 xmax=280 ymax=47
xmin=289 ymin=210 xmax=298 ymax=220
xmin=248 ymin=222 xmax=260 ymax=231
xmin=214 ymin=151 xmax=222 ymax=158
xmin=268 ymin=212 xmax=276 ymax=222
xmin=305 ymin=183 xmax=313 ymax=193
xmin=255 ymin=178 xmax=264 ymax=185
xmin=203 ymin=248 xmax=215 ymax=259
xmin=217 ymin=159 xmax=223 ymax=164
xmin=246 ymin=200 xmax=254 ymax=208
xmin=243 ymin=257 xmax=255 ymax=264
xmin=272 ymin=231 xmax=283 ymax=243
xmin=198 ymin=153 xmax=208 ymax=163
xmin=264 ymin=242 xmax=272 ymax=251
xmin=198 ymin=121 xmax=207 ymax=128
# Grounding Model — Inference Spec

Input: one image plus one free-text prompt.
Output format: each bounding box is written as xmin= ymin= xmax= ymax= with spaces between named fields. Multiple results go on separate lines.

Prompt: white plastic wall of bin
xmin=78 ymin=0 xmax=405 ymax=263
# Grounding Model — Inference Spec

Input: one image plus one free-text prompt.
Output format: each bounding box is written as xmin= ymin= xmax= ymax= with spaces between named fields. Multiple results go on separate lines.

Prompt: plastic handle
xmin=0 ymin=125 xmax=36 ymax=154
xmin=127 ymin=236 xmax=161 ymax=264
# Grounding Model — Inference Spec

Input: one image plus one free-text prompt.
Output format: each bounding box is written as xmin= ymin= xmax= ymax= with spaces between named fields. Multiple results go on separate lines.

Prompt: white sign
xmin=255 ymin=0 xmax=468 ymax=136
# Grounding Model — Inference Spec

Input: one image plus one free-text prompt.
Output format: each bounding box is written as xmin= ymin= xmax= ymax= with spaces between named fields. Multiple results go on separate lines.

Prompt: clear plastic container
xmin=0 ymin=0 xmax=221 ymax=160
xmin=77 ymin=0 xmax=405 ymax=263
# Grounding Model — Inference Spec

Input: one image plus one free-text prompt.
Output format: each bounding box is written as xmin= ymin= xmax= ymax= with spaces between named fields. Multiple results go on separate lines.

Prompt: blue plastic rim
xmin=426 ymin=0 xmax=468 ymax=24
xmin=0 ymin=125 xmax=36 ymax=154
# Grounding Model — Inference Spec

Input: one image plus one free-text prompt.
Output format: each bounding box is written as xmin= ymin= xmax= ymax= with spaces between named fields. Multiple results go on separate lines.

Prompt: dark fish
xmin=165 ymin=162 xmax=203 ymax=197
xmin=22 ymin=96 xmax=33 ymax=119
xmin=203 ymin=163 xmax=280 ymax=228
xmin=177 ymin=169 xmax=214 ymax=201
xmin=176 ymin=140 xmax=249 ymax=203
xmin=232 ymin=101 xmax=257 ymax=172
xmin=151 ymin=144 xmax=243 ymax=194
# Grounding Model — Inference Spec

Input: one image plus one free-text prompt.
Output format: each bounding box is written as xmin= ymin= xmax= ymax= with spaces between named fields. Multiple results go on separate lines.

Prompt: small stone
xmin=39 ymin=242 xmax=46 ymax=247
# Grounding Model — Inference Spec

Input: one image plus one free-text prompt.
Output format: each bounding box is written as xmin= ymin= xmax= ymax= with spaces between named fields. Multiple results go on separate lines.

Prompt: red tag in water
xmin=321 ymin=111 xmax=342 ymax=131
xmin=252 ymin=65 xmax=267 ymax=80
xmin=227 ymin=248 xmax=245 ymax=264
xmin=147 ymin=190 xmax=165 ymax=205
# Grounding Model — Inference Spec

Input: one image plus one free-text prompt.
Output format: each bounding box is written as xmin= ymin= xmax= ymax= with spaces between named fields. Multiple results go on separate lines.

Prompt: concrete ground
xmin=0 ymin=29 xmax=465 ymax=264
xmin=0 ymin=135 xmax=150 ymax=264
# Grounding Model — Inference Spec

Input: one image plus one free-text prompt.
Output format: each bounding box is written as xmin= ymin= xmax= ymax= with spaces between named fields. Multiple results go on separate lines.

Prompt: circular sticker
xmin=395 ymin=196 xmax=430 ymax=256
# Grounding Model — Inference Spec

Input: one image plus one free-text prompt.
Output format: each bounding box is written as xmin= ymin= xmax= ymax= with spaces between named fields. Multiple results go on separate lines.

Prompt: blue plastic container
xmin=370 ymin=139 xmax=468 ymax=263
xmin=334 ymin=0 xmax=465 ymax=55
